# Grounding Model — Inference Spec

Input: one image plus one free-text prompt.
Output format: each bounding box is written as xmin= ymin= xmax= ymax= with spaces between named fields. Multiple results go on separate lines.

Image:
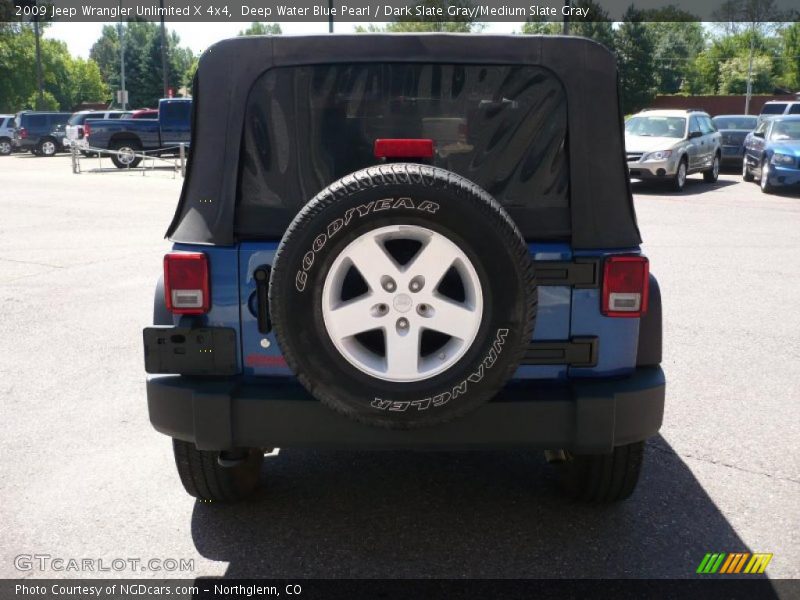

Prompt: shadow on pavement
xmin=188 ymin=435 xmax=776 ymax=585
xmin=631 ymin=178 xmax=737 ymax=196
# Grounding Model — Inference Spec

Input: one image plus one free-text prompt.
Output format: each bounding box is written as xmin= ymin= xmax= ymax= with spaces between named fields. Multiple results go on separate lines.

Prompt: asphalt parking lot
xmin=0 ymin=155 xmax=798 ymax=582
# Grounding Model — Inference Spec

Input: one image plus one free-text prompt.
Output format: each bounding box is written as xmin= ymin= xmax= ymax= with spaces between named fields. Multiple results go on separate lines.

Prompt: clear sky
xmin=46 ymin=21 xmax=521 ymax=59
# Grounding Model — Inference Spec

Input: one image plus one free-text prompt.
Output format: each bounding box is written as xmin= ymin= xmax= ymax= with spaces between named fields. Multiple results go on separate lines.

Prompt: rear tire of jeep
xmin=269 ymin=164 xmax=537 ymax=429
xmin=172 ymin=439 xmax=263 ymax=502
xmin=0 ymin=138 xmax=12 ymax=156
xmin=556 ymin=441 xmax=645 ymax=502
xmin=110 ymin=140 xmax=142 ymax=169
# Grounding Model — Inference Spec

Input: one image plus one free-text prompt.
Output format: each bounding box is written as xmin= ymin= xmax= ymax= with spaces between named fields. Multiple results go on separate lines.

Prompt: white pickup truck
xmin=64 ymin=110 xmax=126 ymax=154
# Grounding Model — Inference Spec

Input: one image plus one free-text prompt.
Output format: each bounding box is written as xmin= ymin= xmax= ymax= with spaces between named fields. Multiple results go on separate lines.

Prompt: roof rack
xmin=639 ymin=108 xmax=707 ymax=113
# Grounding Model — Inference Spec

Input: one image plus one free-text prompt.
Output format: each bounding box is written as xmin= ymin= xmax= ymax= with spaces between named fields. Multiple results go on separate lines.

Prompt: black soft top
xmin=167 ymin=34 xmax=640 ymax=249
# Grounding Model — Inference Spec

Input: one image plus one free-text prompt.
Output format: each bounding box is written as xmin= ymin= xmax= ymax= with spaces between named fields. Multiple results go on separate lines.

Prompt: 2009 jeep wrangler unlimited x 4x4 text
xmin=144 ymin=34 xmax=665 ymax=503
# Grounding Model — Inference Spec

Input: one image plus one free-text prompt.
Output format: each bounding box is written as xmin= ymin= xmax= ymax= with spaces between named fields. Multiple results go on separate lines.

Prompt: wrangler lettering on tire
xmin=269 ymin=164 xmax=537 ymax=429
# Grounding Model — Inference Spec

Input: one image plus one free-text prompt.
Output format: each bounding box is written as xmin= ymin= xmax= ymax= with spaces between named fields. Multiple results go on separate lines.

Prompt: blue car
xmin=143 ymin=35 xmax=664 ymax=504
xmin=743 ymin=115 xmax=800 ymax=193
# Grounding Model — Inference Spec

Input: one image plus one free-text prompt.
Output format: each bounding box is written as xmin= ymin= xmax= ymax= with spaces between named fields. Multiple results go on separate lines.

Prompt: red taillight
xmin=164 ymin=252 xmax=210 ymax=314
xmin=374 ymin=138 xmax=434 ymax=159
xmin=602 ymin=256 xmax=649 ymax=317
xmin=83 ymin=122 xmax=91 ymax=138
xmin=19 ymin=127 xmax=28 ymax=139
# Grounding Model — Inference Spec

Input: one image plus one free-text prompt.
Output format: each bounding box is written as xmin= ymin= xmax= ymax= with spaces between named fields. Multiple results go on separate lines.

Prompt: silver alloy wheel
xmin=677 ymin=162 xmax=687 ymax=188
xmin=742 ymin=159 xmax=748 ymax=178
xmin=712 ymin=155 xmax=719 ymax=179
xmin=761 ymin=161 xmax=769 ymax=190
xmin=118 ymin=146 xmax=136 ymax=165
xmin=321 ymin=225 xmax=483 ymax=382
xmin=41 ymin=140 xmax=56 ymax=156
xmin=0 ymin=140 xmax=11 ymax=155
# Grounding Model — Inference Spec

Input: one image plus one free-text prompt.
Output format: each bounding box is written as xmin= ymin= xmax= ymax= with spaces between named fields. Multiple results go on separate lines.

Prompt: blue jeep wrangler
xmin=144 ymin=35 xmax=665 ymax=503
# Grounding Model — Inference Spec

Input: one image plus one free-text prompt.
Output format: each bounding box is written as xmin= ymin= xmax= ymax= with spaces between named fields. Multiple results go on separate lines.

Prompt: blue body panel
xmin=238 ymin=243 xmax=292 ymax=378
xmin=171 ymin=243 xmax=243 ymax=372
xmin=570 ymin=248 xmax=641 ymax=377
xmin=226 ymin=241 xmax=644 ymax=382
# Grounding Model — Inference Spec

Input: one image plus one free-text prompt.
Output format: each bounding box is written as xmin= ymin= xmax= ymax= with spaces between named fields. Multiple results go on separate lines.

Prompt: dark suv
xmin=13 ymin=111 xmax=72 ymax=156
xmin=144 ymin=35 xmax=665 ymax=504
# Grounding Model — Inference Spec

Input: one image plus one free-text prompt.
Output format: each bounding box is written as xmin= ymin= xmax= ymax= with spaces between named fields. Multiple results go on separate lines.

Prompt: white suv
xmin=760 ymin=100 xmax=800 ymax=118
xmin=0 ymin=114 xmax=15 ymax=156
xmin=65 ymin=110 xmax=126 ymax=154
xmin=625 ymin=109 xmax=722 ymax=192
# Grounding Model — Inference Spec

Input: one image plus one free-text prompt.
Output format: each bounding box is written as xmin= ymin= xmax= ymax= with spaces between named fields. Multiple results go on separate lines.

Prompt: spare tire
xmin=269 ymin=164 xmax=537 ymax=429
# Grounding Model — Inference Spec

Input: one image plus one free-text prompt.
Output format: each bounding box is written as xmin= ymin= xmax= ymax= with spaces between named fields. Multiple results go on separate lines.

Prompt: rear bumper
xmin=147 ymin=367 xmax=665 ymax=452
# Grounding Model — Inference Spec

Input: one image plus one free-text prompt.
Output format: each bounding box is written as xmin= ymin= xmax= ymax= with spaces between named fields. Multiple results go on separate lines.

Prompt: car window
xmin=699 ymin=117 xmax=715 ymax=134
xmin=760 ymin=103 xmax=787 ymax=115
xmin=625 ymin=116 xmax=686 ymax=138
xmin=108 ymin=113 xmax=124 ymax=119
xmin=712 ymin=116 xmax=758 ymax=130
xmin=789 ymin=104 xmax=800 ymax=115
xmin=689 ymin=117 xmax=701 ymax=135
xmin=769 ymin=120 xmax=800 ymax=141
xmin=160 ymin=101 xmax=191 ymax=127
xmin=68 ymin=113 xmax=89 ymax=126
xmin=754 ymin=120 xmax=769 ymax=137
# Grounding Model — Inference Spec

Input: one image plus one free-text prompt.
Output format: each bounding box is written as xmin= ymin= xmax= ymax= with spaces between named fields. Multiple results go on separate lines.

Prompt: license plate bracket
xmin=143 ymin=327 xmax=237 ymax=375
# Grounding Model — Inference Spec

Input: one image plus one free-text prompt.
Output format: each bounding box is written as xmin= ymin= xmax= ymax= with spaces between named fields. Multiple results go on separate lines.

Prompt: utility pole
xmin=328 ymin=0 xmax=334 ymax=33
xmin=118 ymin=1 xmax=127 ymax=110
xmin=744 ymin=21 xmax=755 ymax=115
xmin=159 ymin=0 xmax=169 ymax=98
xmin=33 ymin=9 xmax=43 ymax=109
xmin=562 ymin=0 xmax=570 ymax=35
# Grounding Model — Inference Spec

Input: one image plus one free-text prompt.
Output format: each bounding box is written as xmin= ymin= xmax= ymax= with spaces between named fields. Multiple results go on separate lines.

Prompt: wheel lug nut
xmin=381 ymin=276 xmax=396 ymax=292
xmin=371 ymin=303 xmax=389 ymax=317
xmin=397 ymin=317 xmax=409 ymax=330
xmin=409 ymin=275 xmax=425 ymax=293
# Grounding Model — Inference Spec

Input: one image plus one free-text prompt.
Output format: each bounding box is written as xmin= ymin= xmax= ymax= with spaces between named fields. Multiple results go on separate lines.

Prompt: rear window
xmin=789 ymin=104 xmax=800 ymax=115
xmin=761 ymin=103 xmax=787 ymax=115
xmin=68 ymin=113 xmax=91 ymax=126
xmin=237 ymin=63 xmax=569 ymax=240
xmin=712 ymin=116 xmax=758 ymax=130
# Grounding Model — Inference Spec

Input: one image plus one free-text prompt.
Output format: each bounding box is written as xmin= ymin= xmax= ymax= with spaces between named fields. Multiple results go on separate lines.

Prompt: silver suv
xmin=0 ymin=114 xmax=15 ymax=156
xmin=625 ymin=109 xmax=721 ymax=192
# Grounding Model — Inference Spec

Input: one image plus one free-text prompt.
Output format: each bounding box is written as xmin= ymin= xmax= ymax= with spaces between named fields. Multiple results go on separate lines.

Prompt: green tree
xmin=89 ymin=22 xmax=195 ymax=108
xmin=0 ymin=24 xmax=108 ymax=111
xmin=777 ymin=23 xmax=800 ymax=90
xmin=647 ymin=22 xmax=705 ymax=94
xmin=718 ymin=55 xmax=775 ymax=93
xmin=238 ymin=22 xmax=282 ymax=35
xmin=615 ymin=6 xmax=656 ymax=114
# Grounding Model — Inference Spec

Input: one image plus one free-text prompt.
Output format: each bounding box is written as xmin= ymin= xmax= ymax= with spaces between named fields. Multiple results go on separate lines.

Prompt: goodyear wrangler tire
xmin=269 ymin=164 xmax=537 ymax=429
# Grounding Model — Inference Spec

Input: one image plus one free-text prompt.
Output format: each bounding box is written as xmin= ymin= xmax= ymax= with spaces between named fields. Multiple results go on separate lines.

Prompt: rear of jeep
xmin=144 ymin=35 xmax=664 ymax=503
